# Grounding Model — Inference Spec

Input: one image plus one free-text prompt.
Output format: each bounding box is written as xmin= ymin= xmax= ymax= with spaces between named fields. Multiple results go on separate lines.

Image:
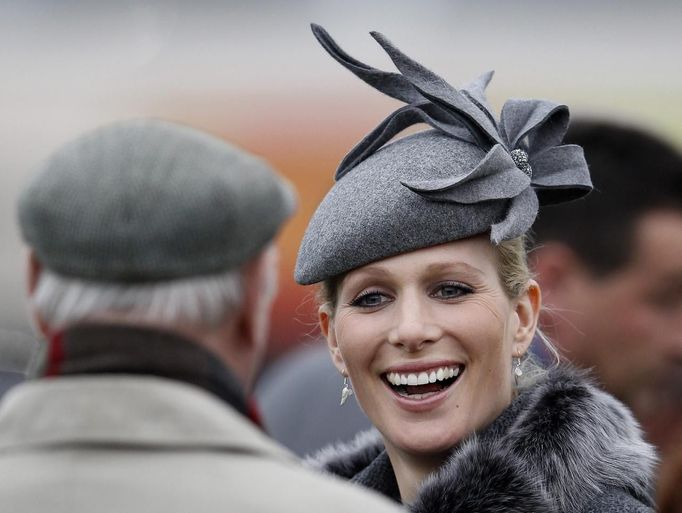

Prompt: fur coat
xmin=307 ymin=367 xmax=657 ymax=513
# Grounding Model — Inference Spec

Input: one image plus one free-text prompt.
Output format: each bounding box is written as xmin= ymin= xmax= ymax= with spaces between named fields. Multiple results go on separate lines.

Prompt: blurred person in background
xmin=256 ymin=340 xmax=371 ymax=456
xmin=0 ymin=119 xmax=402 ymax=513
xmin=658 ymin=443 xmax=682 ymax=513
xmin=295 ymin=25 xmax=656 ymax=513
xmin=531 ymin=120 xmax=682 ymax=477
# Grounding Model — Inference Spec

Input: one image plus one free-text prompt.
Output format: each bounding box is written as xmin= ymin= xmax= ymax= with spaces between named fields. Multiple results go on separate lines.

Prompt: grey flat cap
xmin=295 ymin=25 xmax=592 ymax=285
xmin=19 ymin=119 xmax=296 ymax=282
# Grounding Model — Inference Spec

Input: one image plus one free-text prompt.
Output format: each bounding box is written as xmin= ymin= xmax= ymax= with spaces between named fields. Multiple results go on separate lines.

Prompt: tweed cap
xmin=295 ymin=25 xmax=592 ymax=285
xmin=18 ymin=119 xmax=296 ymax=282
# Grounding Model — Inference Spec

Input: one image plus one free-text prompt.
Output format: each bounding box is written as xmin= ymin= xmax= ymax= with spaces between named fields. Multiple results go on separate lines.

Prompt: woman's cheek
xmin=336 ymin=315 xmax=379 ymax=371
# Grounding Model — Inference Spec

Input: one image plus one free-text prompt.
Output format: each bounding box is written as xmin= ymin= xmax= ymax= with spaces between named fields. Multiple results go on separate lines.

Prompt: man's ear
xmin=26 ymin=251 xmax=50 ymax=338
xmin=241 ymin=246 xmax=278 ymax=345
xmin=512 ymin=279 xmax=541 ymax=357
xmin=27 ymin=251 xmax=41 ymax=295
xmin=236 ymin=246 xmax=279 ymax=388
xmin=319 ymin=305 xmax=346 ymax=374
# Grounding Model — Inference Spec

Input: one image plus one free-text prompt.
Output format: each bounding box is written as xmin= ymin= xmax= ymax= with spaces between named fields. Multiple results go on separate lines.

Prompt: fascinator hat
xmin=295 ymin=24 xmax=592 ymax=285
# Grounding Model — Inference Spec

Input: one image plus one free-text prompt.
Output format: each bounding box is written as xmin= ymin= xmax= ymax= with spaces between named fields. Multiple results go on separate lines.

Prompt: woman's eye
xmin=350 ymin=291 xmax=388 ymax=308
xmin=431 ymin=282 xmax=472 ymax=300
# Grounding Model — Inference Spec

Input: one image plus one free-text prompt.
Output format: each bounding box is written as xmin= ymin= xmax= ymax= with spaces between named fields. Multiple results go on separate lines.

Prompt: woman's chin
xmin=384 ymin=423 xmax=466 ymax=457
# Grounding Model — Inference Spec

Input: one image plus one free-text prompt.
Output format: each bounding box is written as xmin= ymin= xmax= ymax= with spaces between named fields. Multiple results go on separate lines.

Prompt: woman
xmin=294 ymin=25 xmax=657 ymax=513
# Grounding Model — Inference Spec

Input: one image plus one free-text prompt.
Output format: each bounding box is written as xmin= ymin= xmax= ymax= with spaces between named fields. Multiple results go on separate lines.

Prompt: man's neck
xmin=43 ymin=323 xmax=251 ymax=418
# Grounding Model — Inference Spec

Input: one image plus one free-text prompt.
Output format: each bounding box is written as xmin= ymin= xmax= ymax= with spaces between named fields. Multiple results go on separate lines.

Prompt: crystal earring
xmin=340 ymin=376 xmax=354 ymax=406
xmin=513 ymin=356 xmax=523 ymax=386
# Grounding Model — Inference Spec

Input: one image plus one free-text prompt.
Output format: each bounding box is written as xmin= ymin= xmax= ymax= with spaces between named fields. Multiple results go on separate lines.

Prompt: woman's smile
xmin=384 ymin=362 xmax=463 ymax=395
xmin=322 ymin=236 xmax=534 ymax=457
xmin=382 ymin=362 xmax=465 ymax=412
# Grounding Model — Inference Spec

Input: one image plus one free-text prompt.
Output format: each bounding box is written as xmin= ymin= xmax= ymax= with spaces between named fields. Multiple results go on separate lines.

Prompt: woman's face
xmin=320 ymin=236 xmax=539 ymax=458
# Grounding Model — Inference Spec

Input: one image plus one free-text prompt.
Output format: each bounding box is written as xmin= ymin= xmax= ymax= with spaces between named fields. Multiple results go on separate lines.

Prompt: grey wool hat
xmin=18 ymin=119 xmax=296 ymax=282
xmin=295 ymin=25 xmax=592 ymax=285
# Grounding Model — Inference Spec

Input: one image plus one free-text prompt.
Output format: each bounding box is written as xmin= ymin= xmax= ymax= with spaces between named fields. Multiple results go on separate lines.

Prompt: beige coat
xmin=0 ymin=376 xmax=401 ymax=513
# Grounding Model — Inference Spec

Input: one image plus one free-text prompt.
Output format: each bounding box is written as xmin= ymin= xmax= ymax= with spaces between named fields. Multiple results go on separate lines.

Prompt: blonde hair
xmin=496 ymin=236 xmax=560 ymax=383
xmin=497 ymin=236 xmax=531 ymax=298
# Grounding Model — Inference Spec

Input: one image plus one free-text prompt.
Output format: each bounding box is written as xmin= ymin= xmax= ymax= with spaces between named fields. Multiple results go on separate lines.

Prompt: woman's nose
xmin=387 ymin=293 xmax=442 ymax=352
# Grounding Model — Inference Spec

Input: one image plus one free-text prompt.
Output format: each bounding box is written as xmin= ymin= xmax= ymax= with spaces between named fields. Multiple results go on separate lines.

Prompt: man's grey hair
xmin=31 ymin=268 xmax=245 ymax=330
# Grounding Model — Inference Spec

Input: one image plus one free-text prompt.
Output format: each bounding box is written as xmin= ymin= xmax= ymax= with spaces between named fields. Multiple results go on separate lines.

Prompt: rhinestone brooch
xmin=511 ymin=149 xmax=532 ymax=178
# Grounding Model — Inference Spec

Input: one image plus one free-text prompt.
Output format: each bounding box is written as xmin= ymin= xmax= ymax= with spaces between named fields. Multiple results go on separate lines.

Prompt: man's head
xmin=531 ymin=119 xmax=682 ymax=451
xmin=18 ymin=119 xmax=296 ymax=391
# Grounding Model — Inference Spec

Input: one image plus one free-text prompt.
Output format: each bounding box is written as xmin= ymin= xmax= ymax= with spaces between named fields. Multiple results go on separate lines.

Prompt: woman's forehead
xmin=340 ymin=238 xmax=498 ymax=285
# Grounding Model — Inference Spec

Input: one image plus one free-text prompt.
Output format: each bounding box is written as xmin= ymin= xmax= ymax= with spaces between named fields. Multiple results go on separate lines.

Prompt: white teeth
xmin=385 ymin=366 xmax=463 ymax=387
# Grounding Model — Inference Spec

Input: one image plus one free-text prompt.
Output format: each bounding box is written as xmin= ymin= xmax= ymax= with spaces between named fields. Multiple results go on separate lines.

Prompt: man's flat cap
xmin=18 ymin=119 xmax=296 ymax=282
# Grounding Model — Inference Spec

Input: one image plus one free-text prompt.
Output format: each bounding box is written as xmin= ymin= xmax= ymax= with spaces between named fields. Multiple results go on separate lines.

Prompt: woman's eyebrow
xmin=342 ymin=262 xmax=487 ymax=290
xmin=423 ymin=262 xmax=486 ymax=277
xmin=338 ymin=266 xmax=393 ymax=291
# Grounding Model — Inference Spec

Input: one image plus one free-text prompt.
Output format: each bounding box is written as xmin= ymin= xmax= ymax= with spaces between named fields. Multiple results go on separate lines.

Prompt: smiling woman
xmin=294 ymin=24 xmax=657 ymax=513
xmin=320 ymin=237 xmax=540 ymax=466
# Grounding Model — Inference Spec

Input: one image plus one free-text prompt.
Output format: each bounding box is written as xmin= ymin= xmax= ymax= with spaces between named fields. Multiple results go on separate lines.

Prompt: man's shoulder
xmin=0 ymin=451 xmax=402 ymax=513
xmin=0 ymin=377 xmax=401 ymax=512
xmin=249 ymin=457 xmax=402 ymax=512
xmin=0 ymin=375 xmax=286 ymax=457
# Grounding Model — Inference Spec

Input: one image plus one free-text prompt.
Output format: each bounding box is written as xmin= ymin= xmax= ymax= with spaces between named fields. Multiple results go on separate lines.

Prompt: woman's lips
xmin=381 ymin=364 xmax=465 ymax=411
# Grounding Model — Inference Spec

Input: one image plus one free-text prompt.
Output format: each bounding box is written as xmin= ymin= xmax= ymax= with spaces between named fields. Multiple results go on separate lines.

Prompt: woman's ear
xmin=512 ymin=279 xmax=541 ymax=356
xmin=319 ymin=304 xmax=346 ymax=374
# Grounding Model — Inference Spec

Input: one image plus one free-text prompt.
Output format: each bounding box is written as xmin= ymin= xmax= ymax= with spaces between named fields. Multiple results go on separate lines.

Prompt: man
xmin=531 ymin=119 xmax=682 ymax=466
xmin=0 ymin=119 xmax=400 ymax=512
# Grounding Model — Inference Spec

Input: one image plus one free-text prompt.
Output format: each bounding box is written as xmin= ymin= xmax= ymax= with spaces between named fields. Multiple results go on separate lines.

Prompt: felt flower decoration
xmin=312 ymin=24 xmax=591 ymax=242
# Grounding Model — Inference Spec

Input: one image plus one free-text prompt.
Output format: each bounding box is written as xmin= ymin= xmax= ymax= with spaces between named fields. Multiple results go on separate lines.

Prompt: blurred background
xmin=1 ymin=0 xmax=681 ymax=365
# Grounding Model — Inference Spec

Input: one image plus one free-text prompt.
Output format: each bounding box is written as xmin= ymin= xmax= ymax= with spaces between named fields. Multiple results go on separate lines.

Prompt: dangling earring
xmin=513 ymin=356 xmax=523 ymax=386
xmin=340 ymin=376 xmax=354 ymax=406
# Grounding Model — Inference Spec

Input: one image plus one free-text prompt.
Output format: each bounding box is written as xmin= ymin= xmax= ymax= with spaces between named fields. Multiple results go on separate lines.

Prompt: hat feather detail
xmin=531 ymin=144 xmax=592 ymax=204
xmin=336 ymin=101 xmax=477 ymax=180
xmin=295 ymin=25 xmax=594 ymax=285
xmin=499 ymin=99 xmax=568 ymax=152
xmin=459 ymin=70 xmax=496 ymax=119
xmin=312 ymin=24 xmax=591 ymax=209
xmin=490 ymin=188 xmax=539 ymax=244
xmin=310 ymin=24 xmax=422 ymax=104
xmin=401 ymin=144 xmax=530 ymax=204
xmin=369 ymin=30 xmax=500 ymax=148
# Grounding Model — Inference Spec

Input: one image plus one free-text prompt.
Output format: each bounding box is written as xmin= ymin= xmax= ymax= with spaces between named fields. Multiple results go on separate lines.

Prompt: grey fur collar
xmin=307 ymin=367 xmax=656 ymax=513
